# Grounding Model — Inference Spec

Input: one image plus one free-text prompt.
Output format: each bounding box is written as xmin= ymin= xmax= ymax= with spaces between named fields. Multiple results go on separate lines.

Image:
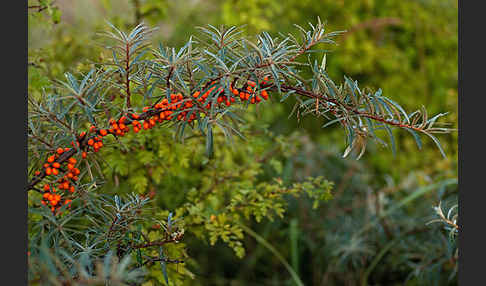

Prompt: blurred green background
xmin=28 ymin=0 xmax=458 ymax=285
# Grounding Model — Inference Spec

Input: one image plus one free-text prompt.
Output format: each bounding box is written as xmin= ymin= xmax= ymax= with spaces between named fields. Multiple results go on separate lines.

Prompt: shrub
xmin=28 ymin=19 xmax=452 ymax=285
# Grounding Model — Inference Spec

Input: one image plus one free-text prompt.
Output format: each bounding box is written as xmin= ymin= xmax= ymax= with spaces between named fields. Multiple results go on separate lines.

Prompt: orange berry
xmin=47 ymin=156 xmax=55 ymax=163
xmin=261 ymin=90 xmax=269 ymax=100
xmin=89 ymin=125 xmax=96 ymax=133
xmin=45 ymin=168 xmax=52 ymax=175
xmin=80 ymin=131 xmax=87 ymax=138
xmin=72 ymin=176 xmax=79 ymax=181
xmin=52 ymin=162 xmax=60 ymax=168
xmin=67 ymin=172 xmax=73 ymax=179
xmin=67 ymin=164 xmax=74 ymax=170
xmin=87 ymin=139 xmax=94 ymax=146
xmin=64 ymin=147 xmax=70 ymax=152
xmin=193 ymin=91 xmax=200 ymax=98
xmin=52 ymin=168 xmax=59 ymax=175
xmin=82 ymin=152 xmax=87 ymax=159
xmin=43 ymin=184 xmax=50 ymax=191
xmin=73 ymin=168 xmax=80 ymax=175
xmin=56 ymin=148 xmax=64 ymax=155
xmin=35 ymin=171 xmax=40 ymax=175
xmin=100 ymin=129 xmax=108 ymax=136
xmin=68 ymin=158 xmax=77 ymax=164
xmin=69 ymin=186 xmax=75 ymax=193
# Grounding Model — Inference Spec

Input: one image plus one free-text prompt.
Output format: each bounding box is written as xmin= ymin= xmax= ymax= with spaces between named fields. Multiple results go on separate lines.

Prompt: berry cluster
xmin=230 ymin=77 xmax=270 ymax=104
xmin=36 ymin=148 xmax=80 ymax=212
xmin=31 ymin=76 xmax=273 ymax=213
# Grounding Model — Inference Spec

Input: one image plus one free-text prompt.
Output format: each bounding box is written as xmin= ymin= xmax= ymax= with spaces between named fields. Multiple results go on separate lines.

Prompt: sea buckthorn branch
xmin=27 ymin=77 xmax=272 ymax=203
xmin=27 ymin=69 xmax=448 ymax=199
xmin=276 ymin=83 xmax=434 ymax=132
xmin=266 ymin=78 xmax=451 ymax=158
xmin=101 ymin=22 xmax=156 ymax=109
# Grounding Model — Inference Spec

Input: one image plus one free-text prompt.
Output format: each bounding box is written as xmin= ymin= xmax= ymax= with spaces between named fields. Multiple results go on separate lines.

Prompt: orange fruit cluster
xmin=40 ymin=148 xmax=80 ymax=212
xmin=152 ymin=93 xmax=197 ymax=123
xmin=41 ymin=184 xmax=72 ymax=211
xmin=193 ymin=78 xmax=271 ymax=109
xmin=229 ymin=79 xmax=270 ymax=104
xmin=193 ymin=82 xmax=232 ymax=109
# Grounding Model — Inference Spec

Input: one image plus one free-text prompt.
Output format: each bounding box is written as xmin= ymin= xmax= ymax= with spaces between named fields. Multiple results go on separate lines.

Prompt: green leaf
xmin=424 ymin=132 xmax=447 ymax=158
xmin=159 ymin=247 xmax=169 ymax=285
xmin=383 ymin=124 xmax=397 ymax=155
xmin=206 ymin=124 xmax=214 ymax=158
xmin=280 ymin=90 xmax=295 ymax=102
xmin=405 ymin=128 xmax=422 ymax=150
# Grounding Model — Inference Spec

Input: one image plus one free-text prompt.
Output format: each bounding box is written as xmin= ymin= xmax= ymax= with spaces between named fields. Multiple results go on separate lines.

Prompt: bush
xmin=28 ymin=18 xmax=455 ymax=285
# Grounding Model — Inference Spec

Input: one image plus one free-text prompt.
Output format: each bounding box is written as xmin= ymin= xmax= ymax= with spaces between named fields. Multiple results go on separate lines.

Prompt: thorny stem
xmin=275 ymin=84 xmax=431 ymax=133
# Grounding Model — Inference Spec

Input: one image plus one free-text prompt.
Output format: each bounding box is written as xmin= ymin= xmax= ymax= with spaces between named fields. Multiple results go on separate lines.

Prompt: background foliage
xmin=28 ymin=0 xmax=458 ymax=285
